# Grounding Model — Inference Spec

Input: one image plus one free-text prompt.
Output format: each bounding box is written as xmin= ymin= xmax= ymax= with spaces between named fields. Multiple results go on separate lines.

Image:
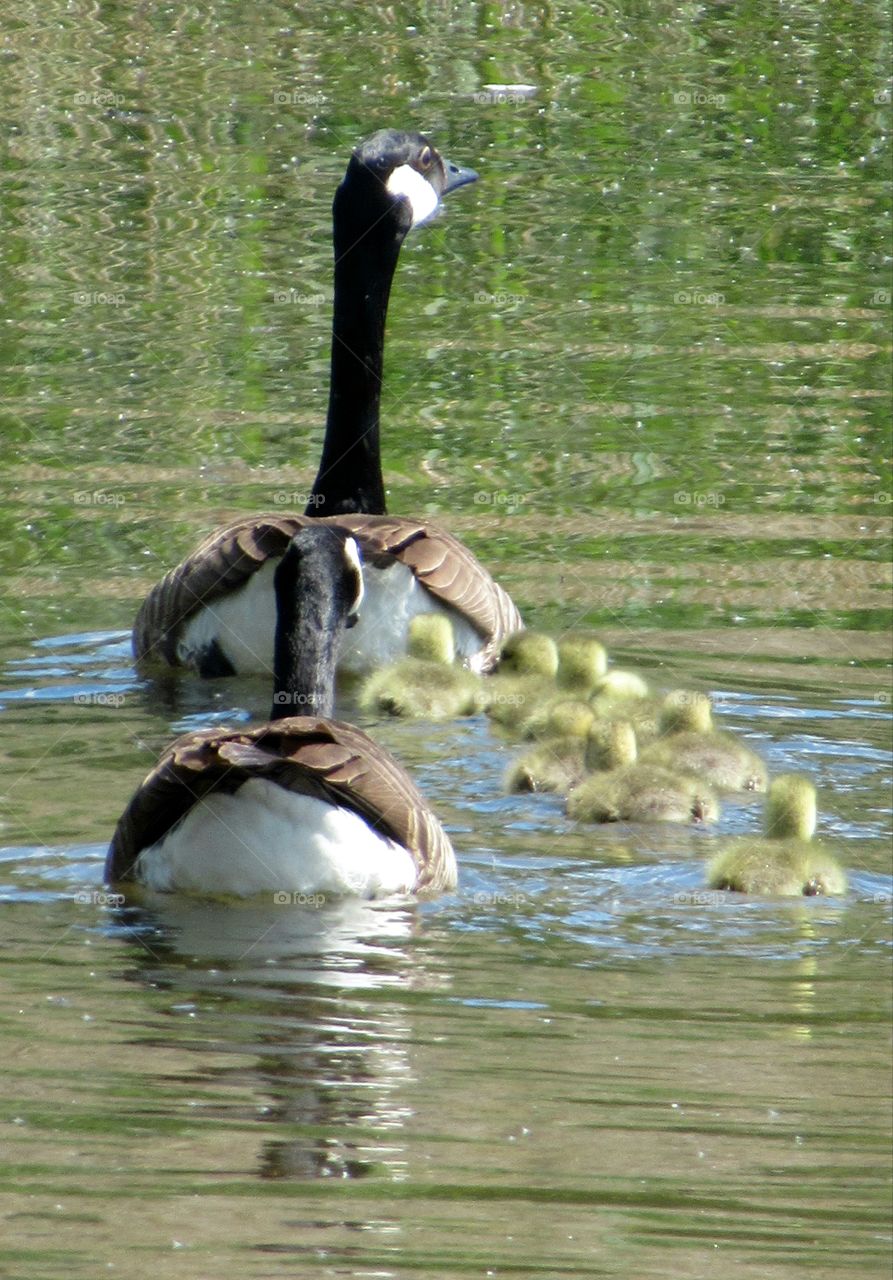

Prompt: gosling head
xmin=590 ymin=670 xmax=649 ymax=702
xmin=658 ymin=689 xmax=714 ymax=735
xmin=556 ymin=635 xmax=608 ymax=691
xmin=545 ymin=699 xmax=596 ymax=739
xmin=584 ymin=720 xmax=638 ymax=772
xmin=763 ymin=774 xmax=817 ymax=842
xmin=407 ymin=614 xmax=456 ymax=666
xmin=496 ymin=630 xmax=559 ymax=679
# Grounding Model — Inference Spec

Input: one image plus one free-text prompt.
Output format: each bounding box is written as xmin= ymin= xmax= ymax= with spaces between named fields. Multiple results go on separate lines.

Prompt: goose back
xmin=133 ymin=512 xmax=522 ymax=674
xmin=106 ymin=714 xmax=456 ymax=894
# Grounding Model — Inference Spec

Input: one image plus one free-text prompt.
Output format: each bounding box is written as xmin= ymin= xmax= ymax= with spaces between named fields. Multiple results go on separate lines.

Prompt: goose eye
xmin=418 ymin=146 xmax=433 ymax=169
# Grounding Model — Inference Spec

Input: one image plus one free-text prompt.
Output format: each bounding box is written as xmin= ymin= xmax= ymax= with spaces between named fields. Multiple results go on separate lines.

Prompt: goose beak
xmin=441 ymin=159 xmax=478 ymax=195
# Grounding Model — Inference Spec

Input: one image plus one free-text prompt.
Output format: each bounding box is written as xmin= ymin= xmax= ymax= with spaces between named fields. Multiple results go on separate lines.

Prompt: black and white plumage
xmin=133 ymin=130 xmax=522 ymax=678
xmin=109 ymin=527 xmax=457 ymax=898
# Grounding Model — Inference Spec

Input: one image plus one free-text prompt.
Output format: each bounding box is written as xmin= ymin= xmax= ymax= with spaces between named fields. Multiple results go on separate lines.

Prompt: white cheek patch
xmin=343 ymin=536 xmax=365 ymax=614
xmin=386 ymin=163 xmax=439 ymax=227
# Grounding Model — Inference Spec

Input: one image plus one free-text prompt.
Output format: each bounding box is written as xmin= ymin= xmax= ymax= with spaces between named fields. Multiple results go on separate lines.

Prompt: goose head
xmin=336 ymin=129 xmax=478 ymax=244
xmin=271 ymin=526 xmax=364 ymax=720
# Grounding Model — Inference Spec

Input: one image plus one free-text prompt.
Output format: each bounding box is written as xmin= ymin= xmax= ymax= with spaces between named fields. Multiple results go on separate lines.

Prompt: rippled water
xmin=1 ymin=2 xmax=891 ymax=1277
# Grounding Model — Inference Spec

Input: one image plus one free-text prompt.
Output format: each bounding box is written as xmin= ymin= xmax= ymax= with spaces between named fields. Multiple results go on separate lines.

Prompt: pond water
xmin=1 ymin=2 xmax=891 ymax=1278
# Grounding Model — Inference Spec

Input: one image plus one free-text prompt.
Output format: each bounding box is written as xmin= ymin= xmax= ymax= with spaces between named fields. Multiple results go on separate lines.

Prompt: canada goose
xmin=707 ymin=775 xmax=846 ymax=896
xmin=359 ymin=613 xmax=487 ymax=719
xmin=108 ymin=527 xmax=457 ymax=898
xmin=566 ymin=721 xmax=720 ymax=824
xmin=133 ymin=130 xmax=522 ymax=678
xmin=485 ymin=631 xmax=560 ymax=730
xmin=504 ymin=699 xmax=596 ymax=793
xmin=639 ymin=690 xmax=768 ymax=792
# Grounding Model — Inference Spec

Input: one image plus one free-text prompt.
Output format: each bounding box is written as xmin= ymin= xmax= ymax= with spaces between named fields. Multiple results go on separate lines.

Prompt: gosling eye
xmin=418 ymin=145 xmax=433 ymax=170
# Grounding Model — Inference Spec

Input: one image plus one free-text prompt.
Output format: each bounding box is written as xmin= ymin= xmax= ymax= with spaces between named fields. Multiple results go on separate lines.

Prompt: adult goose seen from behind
xmin=133 ymin=130 xmax=522 ymax=678
xmin=109 ymin=526 xmax=457 ymax=898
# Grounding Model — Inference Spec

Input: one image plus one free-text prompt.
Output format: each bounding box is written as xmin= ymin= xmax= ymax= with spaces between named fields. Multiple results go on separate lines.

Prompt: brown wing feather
xmin=133 ymin=513 xmax=521 ymax=670
xmin=106 ymin=716 xmax=456 ymax=894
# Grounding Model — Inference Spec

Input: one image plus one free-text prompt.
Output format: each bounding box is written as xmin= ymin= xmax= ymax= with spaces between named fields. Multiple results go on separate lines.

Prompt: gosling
xmin=485 ymin=630 xmax=560 ymax=730
xmin=566 ymin=721 xmax=720 ymax=824
xmin=639 ymin=689 xmax=768 ymax=792
xmin=706 ymin=775 xmax=846 ymax=896
xmin=359 ymin=614 xmax=486 ymax=719
xmin=504 ymin=700 xmax=596 ymax=793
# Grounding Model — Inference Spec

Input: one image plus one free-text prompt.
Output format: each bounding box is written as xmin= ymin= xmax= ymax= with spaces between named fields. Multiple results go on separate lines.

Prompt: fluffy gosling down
xmin=566 ymin=721 xmax=720 ymax=825
xmin=485 ymin=630 xmax=560 ymax=729
xmin=640 ymin=689 xmax=768 ymax=793
xmin=359 ymin=614 xmax=486 ymax=719
xmin=556 ymin=634 xmax=609 ymax=691
xmin=706 ymin=775 xmax=846 ymax=896
xmin=505 ymin=699 xmax=596 ymax=793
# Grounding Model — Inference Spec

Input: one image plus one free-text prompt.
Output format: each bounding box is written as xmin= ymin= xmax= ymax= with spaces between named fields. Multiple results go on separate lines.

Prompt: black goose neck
xmin=305 ymin=181 xmax=409 ymax=518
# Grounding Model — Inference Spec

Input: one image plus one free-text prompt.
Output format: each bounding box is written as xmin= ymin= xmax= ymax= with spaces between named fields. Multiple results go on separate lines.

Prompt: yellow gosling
xmin=707 ymin=776 xmax=846 ymax=896
xmin=520 ymin=696 xmax=595 ymax=741
xmin=587 ymin=673 xmax=662 ymax=745
xmin=359 ymin=615 xmax=486 ymax=719
xmin=505 ymin=737 xmax=587 ymax=794
xmin=556 ymin=634 xmax=608 ymax=692
xmin=485 ymin=630 xmax=559 ymax=730
xmin=495 ymin=630 xmax=559 ymax=678
xmin=590 ymin=670 xmax=650 ymax=702
xmin=505 ymin=699 xmax=599 ymax=792
xmin=639 ymin=689 xmax=768 ymax=792
xmin=566 ymin=720 xmax=720 ymax=825
xmin=405 ymin=613 xmax=456 ymax=663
